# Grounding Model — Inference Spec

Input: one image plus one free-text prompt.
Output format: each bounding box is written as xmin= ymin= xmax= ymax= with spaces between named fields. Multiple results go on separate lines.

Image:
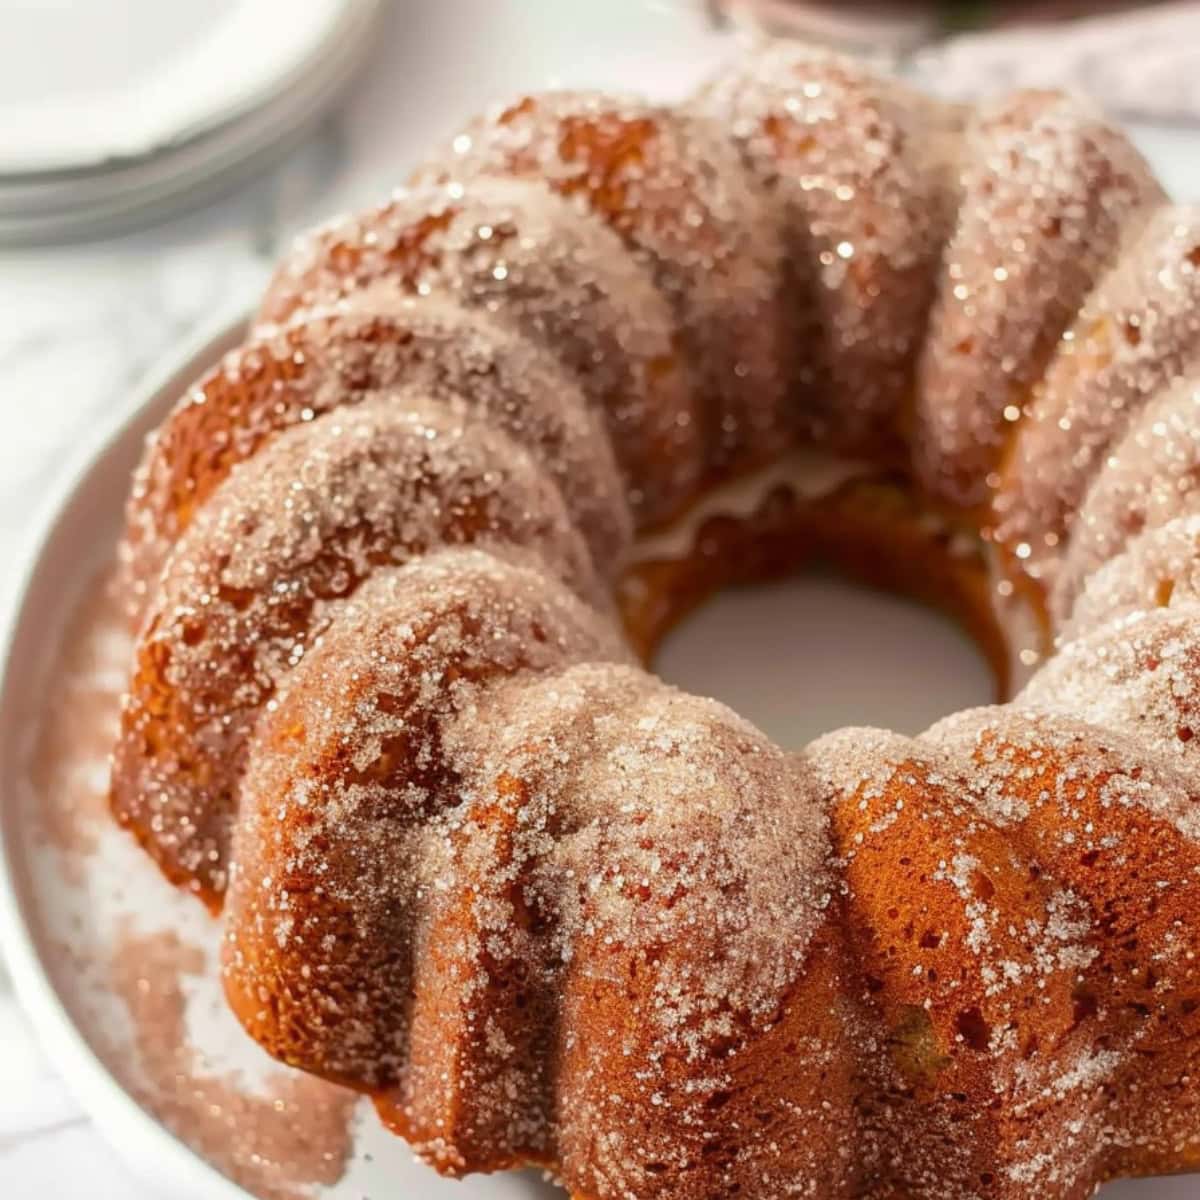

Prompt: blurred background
xmin=0 ymin=1 xmax=1198 ymax=1197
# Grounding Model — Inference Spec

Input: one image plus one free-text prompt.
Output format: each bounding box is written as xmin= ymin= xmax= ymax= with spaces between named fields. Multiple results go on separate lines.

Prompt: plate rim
xmin=0 ymin=304 xmax=252 ymax=1200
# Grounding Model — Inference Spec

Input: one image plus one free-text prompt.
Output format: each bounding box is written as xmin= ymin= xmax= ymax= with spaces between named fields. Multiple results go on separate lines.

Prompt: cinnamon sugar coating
xmin=809 ymin=714 xmax=1200 ymax=1197
xmin=109 ymin=41 xmax=1200 ymax=1200
xmin=926 ymin=707 xmax=1200 ymax=1189
xmin=228 ymin=647 xmax=836 ymax=1191
xmin=260 ymin=178 xmax=701 ymax=525
xmin=915 ymin=89 xmax=1162 ymax=508
xmin=120 ymin=289 xmax=630 ymax=619
xmin=1063 ymin=513 xmax=1200 ymax=639
xmin=223 ymin=551 xmax=628 ymax=1089
xmin=413 ymin=92 xmax=791 ymax=476
xmin=693 ymin=43 xmax=963 ymax=453
xmin=1055 ymin=374 xmax=1200 ymax=621
xmin=113 ymin=400 xmax=606 ymax=902
xmin=1021 ymin=604 xmax=1200 ymax=776
xmin=994 ymin=206 xmax=1200 ymax=588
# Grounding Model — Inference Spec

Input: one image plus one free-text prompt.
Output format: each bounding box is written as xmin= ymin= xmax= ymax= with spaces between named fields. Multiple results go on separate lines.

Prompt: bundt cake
xmin=109 ymin=41 xmax=1200 ymax=1200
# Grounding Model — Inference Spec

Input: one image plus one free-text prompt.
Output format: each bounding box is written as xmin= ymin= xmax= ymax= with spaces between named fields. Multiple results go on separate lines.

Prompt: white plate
xmin=1 ymin=303 xmax=1196 ymax=1199
xmin=0 ymin=0 xmax=383 ymax=244
xmin=0 ymin=1 xmax=379 ymax=173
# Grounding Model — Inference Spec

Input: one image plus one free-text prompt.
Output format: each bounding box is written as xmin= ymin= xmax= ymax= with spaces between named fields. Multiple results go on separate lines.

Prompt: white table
xmin=2 ymin=2 xmax=1198 ymax=1196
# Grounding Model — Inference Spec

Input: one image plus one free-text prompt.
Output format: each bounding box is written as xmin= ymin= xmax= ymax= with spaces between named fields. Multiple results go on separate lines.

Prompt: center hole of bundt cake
xmin=617 ymin=462 xmax=1011 ymax=745
xmin=653 ymin=571 xmax=993 ymax=748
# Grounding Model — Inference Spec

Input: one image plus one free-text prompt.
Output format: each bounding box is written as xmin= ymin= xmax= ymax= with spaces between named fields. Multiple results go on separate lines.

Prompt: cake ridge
xmin=112 ymin=393 xmax=609 ymax=901
xmin=914 ymin=86 xmax=1164 ymax=509
xmin=258 ymin=175 xmax=704 ymax=527
xmin=1054 ymin=371 xmax=1200 ymax=620
xmin=993 ymin=203 xmax=1200 ymax=589
xmin=412 ymin=87 xmax=794 ymax=477
xmin=119 ymin=288 xmax=632 ymax=619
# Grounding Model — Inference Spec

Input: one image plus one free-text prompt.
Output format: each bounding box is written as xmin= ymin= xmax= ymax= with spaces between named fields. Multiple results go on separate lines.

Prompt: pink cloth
xmin=912 ymin=2 xmax=1200 ymax=122
xmin=721 ymin=2 xmax=1200 ymax=123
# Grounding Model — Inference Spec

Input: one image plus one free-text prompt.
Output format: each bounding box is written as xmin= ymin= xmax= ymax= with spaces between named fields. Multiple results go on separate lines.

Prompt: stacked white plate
xmin=0 ymin=0 xmax=383 ymax=243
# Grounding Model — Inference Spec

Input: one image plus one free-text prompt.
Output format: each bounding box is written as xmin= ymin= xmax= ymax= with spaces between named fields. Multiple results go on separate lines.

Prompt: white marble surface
xmin=2 ymin=2 xmax=1199 ymax=1197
